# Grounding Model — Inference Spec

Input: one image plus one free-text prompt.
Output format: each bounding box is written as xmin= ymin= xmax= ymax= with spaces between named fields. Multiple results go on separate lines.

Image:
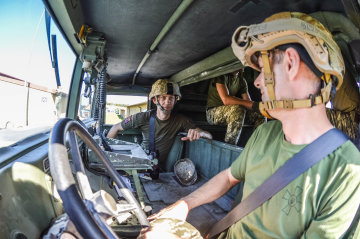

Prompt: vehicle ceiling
xmin=46 ymin=0 xmax=346 ymax=88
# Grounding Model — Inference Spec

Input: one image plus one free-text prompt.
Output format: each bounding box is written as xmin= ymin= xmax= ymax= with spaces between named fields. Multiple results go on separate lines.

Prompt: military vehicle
xmin=1 ymin=0 xmax=359 ymax=238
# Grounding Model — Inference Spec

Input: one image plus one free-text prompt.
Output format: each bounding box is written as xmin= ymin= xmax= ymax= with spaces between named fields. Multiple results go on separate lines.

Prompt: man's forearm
xmin=223 ymin=96 xmax=254 ymax=110
xmin=182 ymin=168 xmax=239 ymax=210
xmin=147 ymin=168 xmax=240 ymax=221
xmin=181 ymin=128 xmax=213 ymax=141
xmin=107 ymin=123 xmax=123 ymax=138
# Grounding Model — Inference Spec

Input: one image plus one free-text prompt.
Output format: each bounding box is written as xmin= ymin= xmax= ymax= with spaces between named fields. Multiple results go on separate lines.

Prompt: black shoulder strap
xmin=149 ymin=109 xmax=157 ymax=159
xmin=207 ymin=128 xmax=348 ymax=238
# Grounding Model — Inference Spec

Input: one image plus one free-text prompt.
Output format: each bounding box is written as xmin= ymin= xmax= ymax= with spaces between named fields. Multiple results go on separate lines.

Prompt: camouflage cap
xmin=149 ymin=79 xmax=182 ymax=100
xmin=150 ymin=218 xmax=203 ymax=239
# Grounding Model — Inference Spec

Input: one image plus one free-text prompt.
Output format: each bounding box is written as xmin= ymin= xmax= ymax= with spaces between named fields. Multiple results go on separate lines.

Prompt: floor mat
xmin=141 ymin=172 xmax=233 ymax=236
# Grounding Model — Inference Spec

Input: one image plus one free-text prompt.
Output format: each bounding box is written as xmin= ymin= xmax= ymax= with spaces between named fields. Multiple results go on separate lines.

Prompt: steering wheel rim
xmin=49 ymin=118 xmax=149 ymax=239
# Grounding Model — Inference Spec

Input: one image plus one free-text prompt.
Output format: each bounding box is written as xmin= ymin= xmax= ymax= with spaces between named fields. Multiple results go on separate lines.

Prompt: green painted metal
xmin=47 ymin=0 xmax=84 ymax=55
xmin=131 ymin=169 xmax=145 ymax=208
xmin=80 ymin=32 xmax=107 ymax=64
xmin=311 ymin=12 xmax=360 ymax=40
xmin=178 ymin=61 xmax=243 ymax=87
xmin=165 ymin=135 xmax=184 ymax=172
xmin=0 ymin=133 xmax=49 ymax=169
xmin=106 ymin=85 xmax=150 ymax=95
xmin=132 ymin=0 xmax=195 ymax=85
xmin=0 ymin=144 xmax=62 ymax=238
xmin=66 ymin=58 xmax=84 ymax=119
xmin=186 ymin=138 xmax=244 ymax=199
xmin=340 ymin=0 xmax=360 ymax=30
xmin=170 ymin=47 xmax=243 ymax=86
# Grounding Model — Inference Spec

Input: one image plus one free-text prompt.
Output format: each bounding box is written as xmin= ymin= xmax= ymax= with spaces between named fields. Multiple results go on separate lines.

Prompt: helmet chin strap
xmin=261 ymin=51 xmax=276 ymax=101
xmin=155 ymin=96 xmax=174 ymax=115
xmin=259 ymin=51 xmax=331 ymax=119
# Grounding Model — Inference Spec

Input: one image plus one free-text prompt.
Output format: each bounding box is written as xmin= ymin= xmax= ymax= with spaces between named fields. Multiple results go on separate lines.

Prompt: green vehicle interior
xmin=1 ymin=0 xmax=360 ymax=238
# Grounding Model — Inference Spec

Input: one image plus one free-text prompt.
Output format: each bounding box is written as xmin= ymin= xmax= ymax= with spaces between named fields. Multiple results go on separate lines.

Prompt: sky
xmin=0 ymin=0 xmax=147 ymax=130
xmin=0 ymin=0 xmax=147 ymax=103
xmin=0 ymin=0 xmax=75 ymax=92
xmin=0 ymin=0 xmax=75 ymax=129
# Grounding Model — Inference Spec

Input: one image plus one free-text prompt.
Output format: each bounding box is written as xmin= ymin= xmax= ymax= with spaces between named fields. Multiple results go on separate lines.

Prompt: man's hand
xmin=148 ymin=200 xmax=189 ymax=221
xmin=181 ymin=128 xmax=212 ymax=141
xmin=181 ymin=128 xmax=201 ymax=141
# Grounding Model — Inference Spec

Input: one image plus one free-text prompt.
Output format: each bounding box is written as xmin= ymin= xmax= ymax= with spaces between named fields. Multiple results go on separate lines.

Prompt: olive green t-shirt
xmin=206 ymin=74 xmax=248 ymax=108
xmin=121 ymin=111 xmax=195 ymax=168
xmin=227 ymin=120 xmax=360 ymax=238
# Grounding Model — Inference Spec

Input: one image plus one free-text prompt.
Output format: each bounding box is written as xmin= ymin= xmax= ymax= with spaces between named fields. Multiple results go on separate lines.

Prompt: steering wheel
xmin=49 ymin=118 xmax=150 ymax=239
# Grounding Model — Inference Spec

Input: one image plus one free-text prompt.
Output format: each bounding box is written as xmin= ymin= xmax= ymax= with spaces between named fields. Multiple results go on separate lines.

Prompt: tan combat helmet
xmin=149 ymin=79 xmax=182 ymax=100
xmin=231 ymin=12 xmax=345 ymax=118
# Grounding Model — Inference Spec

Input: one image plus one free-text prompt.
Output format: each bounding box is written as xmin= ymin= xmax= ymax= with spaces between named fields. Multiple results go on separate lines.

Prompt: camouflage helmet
xmin=149 ymin=79 xmax=181 ymax=100
xmin=149 ymin=218 xmax=203 ymax=239
xmin=174 ymin=158 xmax=197 ymax=186
xmin=231 ymin=12 xmax=345 ymax=118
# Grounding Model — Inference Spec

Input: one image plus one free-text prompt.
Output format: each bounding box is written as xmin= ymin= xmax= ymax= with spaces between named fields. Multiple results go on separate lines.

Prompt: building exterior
xmin=0 ymin=73 xmax=68 ymax=129
xmin=105 ymin=101 xmax=148 ymax=125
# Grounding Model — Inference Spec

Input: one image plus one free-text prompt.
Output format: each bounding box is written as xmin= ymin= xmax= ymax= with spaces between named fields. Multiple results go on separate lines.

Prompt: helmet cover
xmin=231 ymin=12 xmax=344 ymax=90
xmin=149 ymin=79 xmax=182 ymax=100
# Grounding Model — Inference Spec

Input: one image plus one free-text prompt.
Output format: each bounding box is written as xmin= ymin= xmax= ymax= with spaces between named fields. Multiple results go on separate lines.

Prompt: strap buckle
xmin=146 ymin=150 xmax=159 ymax=161
xmin=150 ymin=151 xmax=157 ymax=160
xmin=263 ymin=101 xmax=271 ymax=110
xmin=309 ymin=94 xmax=315 ymax=107
xmin=283 ymin=100 xmax=293 ymax=109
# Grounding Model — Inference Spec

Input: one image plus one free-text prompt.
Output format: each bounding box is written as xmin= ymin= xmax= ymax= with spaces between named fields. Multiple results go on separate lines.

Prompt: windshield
xmin=105 ymin=95 xmax=148 ymax=125
xmin=0 ymin=0 xmax=76 ymax=147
